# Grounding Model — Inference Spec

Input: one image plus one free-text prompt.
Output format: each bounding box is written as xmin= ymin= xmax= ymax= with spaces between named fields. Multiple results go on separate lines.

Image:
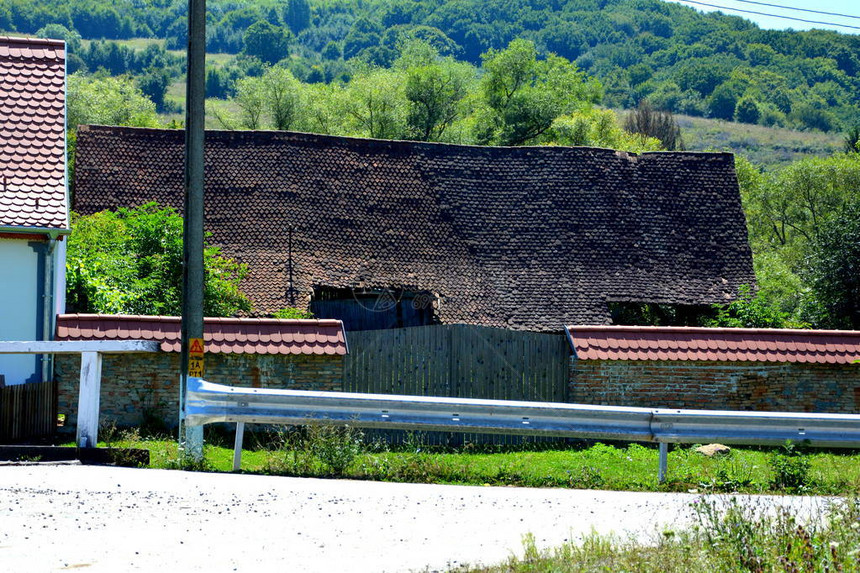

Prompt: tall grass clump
xmin=266 ymin=423 xmax=364 ymax=477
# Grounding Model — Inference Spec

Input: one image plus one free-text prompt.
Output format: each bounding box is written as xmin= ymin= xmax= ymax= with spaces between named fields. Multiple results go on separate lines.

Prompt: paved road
xmin=0 ymin=465 xmax=820 ymax=572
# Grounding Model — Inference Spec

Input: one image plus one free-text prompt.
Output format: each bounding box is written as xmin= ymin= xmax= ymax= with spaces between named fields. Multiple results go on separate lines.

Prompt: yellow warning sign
xmin=188 ymin=358 xmax=205 ymax=378
xmin=188 ymin=338 xmax=205 ymax=377
xmin=189 ymin=338 xmax=205 ymax=357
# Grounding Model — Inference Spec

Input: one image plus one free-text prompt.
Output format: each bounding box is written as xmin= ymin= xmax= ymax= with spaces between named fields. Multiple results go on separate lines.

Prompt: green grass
xmin=677 ymin=114 xmax=842 ymax=169
xmin=89 ymin=426 xmax=860 ymax=496
xmin=79 ymin=37 xmax=165 ymax=51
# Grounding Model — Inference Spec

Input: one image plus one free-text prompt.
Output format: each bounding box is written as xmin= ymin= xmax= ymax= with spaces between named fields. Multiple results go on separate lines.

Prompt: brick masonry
xmin=570 ymin=358 xmax=860 ymax=413
xmin=55 ymin=351 xmax=860 ymax=430
xmin=56 ymin=353 xmax=344 ymax=429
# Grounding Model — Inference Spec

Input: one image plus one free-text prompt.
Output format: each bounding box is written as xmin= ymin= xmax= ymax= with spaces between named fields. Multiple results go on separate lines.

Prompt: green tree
xmin=66 ymin=203 xmax=251 ymax=317
xmin=262 ymin=66 xmax=300 ymax=130
xmin=707 ymin=285 xmax=808 ymax=329
xmin=232 ymin=66 xmax=302 ymax=130
xmin=284 ymin=0 xmax=311 ymax=34
xmin=321 ymin=41 xmax=342 ymax=61
xmin=707 ymin=82 xmax=741 ymax=121
xmin=478 ymin=39 xmax=601 ymax=146
xmin=137 ymin=68 xmax=170 ymax=112
xmin=552 ymin=108 xmax=662 ymax=152
xmin=804 ymin=200 xmax=860 ymax=329
xmin=36 ymin=23 xmax=82 ymax=52
xmin=243 ymin=20 xmax=291 ymax=66
xmin=734 ymin=96 xmax=760 ymax=125
xmin=398 ymin=41 xmax=473 ymax=141
xmin=343 ymin=17 xmax=383 ymax=60
xmin=338 ymin=66 xmax=408 ymax=139
xmin=233 ymin=75 xmax=266 ymax=129
xmin=843 ymin=125 xmax=860 ymax=154
xmin=741 ymin=153 xmax=860 ymax=266
xmin=67 ymin=73 xmax=160 ymax=130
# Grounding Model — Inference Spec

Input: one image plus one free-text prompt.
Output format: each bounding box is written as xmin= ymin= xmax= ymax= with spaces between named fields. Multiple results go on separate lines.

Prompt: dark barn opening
xmin=310 ymin=286 xmax=436 ymax=331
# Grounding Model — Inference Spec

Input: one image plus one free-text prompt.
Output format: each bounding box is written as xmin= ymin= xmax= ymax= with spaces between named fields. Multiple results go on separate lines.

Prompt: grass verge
xmin=85 ymin=425 xmax=860 ymax=496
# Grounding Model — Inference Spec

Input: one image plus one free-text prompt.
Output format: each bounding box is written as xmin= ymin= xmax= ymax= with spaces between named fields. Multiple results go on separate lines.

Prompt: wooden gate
xmin=344 ymin=325 xmax=569 ymax=403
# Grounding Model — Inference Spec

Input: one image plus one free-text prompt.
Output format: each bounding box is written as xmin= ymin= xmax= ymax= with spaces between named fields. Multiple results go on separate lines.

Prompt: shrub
xmin=769 ymin=443 xmax=812 ymax=491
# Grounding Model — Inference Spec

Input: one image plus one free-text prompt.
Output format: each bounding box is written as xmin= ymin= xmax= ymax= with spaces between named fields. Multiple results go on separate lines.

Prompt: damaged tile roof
xmin=0 ymin=36 xmax=68 ymax=231
xmin=73 ymin=127 xmax=755 ymax=331
xmin=567 ymin=325 xmax=860 ymax=364
xmin=56 ymin=314 xmax=348 ymax=355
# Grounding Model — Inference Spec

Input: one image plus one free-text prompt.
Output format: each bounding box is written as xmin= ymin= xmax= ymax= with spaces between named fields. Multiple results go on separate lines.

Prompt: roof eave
xmin=0 ymin=225 xmax=71 ymax=237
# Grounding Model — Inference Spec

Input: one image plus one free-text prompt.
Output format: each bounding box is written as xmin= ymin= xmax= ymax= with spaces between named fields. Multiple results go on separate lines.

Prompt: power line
xmin=731 ymin=0 xmax=860 ymax=20
xmin=675 ymin=0 xmax=860 ymax=30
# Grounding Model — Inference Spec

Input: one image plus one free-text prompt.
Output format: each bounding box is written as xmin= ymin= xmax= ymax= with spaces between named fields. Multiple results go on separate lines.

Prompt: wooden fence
xmin=0 ymin=380 xmax=56 ymax=443
xmin=344 ymin=324 xmax=569 ymax=446
xmin=345 ymin=324 xmax=569 ymax=402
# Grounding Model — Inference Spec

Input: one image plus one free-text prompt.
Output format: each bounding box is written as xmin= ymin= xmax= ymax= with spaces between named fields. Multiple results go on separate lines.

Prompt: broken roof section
xmin=73 ymin=127 xmax=755 ymax=331
xmin=567 ymin=325 xmax=860 ymax=364
xmin=0 ymin=36 xmax=68 ymax=232
xmin=56 ymin=314 xmax=348 ymax=356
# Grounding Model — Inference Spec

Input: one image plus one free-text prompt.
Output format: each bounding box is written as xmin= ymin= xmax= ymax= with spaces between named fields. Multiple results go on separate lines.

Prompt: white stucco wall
xmin=54 ymin=238 xmax=67 ymax=316
xmin=0 ymin=238 xmax=40 ymax=385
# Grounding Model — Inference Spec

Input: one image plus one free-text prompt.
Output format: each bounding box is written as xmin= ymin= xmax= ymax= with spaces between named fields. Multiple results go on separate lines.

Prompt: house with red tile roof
xmin=0 ymin=36 xmax=69 ymax=385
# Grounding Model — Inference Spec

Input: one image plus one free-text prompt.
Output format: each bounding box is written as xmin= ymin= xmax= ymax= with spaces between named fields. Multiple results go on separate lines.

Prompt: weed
xmin=307 ymin=424 xmax=363 ymax=475
xmin=769 ymin=443 xmax=812 ymax=492
xmin=265 ymin=423 xmax=364 ymax=477
xmin=99 ymin=419 xmax=122 ymax=445
xmin=457 ymin=497 xmax=860 ymax=572
xmin=566 ymin=466 xmax=605 ymax=489
xmin=698 ymin=454 xmax=757 ymax=493
xmin=164 ymin=451 xmax=215 ymax=472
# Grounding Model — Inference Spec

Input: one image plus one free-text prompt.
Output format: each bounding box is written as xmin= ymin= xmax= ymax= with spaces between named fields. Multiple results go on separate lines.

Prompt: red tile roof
xmin=0 ymin=36 xmax=68 ymax=231
xmin=566 ymin=325 xmax=860 ymax=364
xmin=56 ymin=314 xmax=348 ymax=356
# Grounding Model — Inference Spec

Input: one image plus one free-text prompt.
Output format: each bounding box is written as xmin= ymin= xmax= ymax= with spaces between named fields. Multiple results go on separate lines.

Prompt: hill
xmin=675 ymin=114 xmax=842 ymax=169
xmin=5 ymin=0 xmax=859 ymax=138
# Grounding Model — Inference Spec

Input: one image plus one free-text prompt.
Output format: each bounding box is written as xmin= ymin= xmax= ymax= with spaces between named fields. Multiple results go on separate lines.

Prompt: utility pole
xmin=179 ymin=0 xmax=206 ymax=458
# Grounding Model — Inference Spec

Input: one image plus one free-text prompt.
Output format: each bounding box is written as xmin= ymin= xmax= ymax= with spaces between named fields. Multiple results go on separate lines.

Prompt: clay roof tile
xmin=55 ymin=314 xmax=347 ymax=356
xmin=566 ymin=325 xmax=860 ymax=365
xmin=73 ymin=126 xmax=754 ymax=330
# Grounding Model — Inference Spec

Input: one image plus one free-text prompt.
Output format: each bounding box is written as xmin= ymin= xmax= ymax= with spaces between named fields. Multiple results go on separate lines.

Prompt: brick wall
xmin=570 ymin=359 xmax=860 ymax=413
xmin=56 ymin=353 xmax=344 ymax=429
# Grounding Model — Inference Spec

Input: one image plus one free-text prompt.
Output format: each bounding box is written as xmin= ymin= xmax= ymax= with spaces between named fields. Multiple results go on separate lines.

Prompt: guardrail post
xmin=76 ymin=351 xmax=103 ymax=448
xmin=182 ymin=377 xmax=205 ymax=460
xmin=657 ymin=442 xmax=668 ymax=484
xmin=232 ymin=422 xmax=245 ymax=471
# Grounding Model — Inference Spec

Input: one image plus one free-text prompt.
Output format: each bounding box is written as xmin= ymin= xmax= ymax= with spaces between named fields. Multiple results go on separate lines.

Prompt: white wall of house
xmin=53 ymin=238 xmax=67 ymax=316
xmin=0 ymin=238 xmax=41 ymax=385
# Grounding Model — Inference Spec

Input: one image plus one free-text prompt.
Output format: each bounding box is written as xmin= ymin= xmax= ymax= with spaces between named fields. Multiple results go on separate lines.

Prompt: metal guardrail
xmin=185 ymin=378 xmax=860 ymax=481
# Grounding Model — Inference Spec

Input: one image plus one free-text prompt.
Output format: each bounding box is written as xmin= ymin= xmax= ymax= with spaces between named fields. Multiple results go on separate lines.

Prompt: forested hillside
xmin=5 ymin=0 xmax=858 ymax=329
xmin=6 ymin=0 xmax=860 ymax=134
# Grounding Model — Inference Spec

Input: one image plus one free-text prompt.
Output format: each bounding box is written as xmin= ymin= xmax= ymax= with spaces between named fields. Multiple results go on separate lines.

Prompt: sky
xmin=660 ymin=0 xmax=860 ymax=34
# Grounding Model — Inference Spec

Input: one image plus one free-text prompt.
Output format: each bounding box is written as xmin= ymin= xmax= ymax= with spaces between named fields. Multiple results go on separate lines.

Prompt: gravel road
xmin=0 ymin=465 xmax=821 ymax=572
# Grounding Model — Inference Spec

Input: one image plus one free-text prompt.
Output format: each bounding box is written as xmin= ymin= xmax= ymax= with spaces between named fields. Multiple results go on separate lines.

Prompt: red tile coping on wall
xmin=0 ymin=36 xmax=68 ymax=231
xmin=565 ymin=325 xmax=860 ymax=364
xmin=56 ymin=314 xmax=348 ymax=356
